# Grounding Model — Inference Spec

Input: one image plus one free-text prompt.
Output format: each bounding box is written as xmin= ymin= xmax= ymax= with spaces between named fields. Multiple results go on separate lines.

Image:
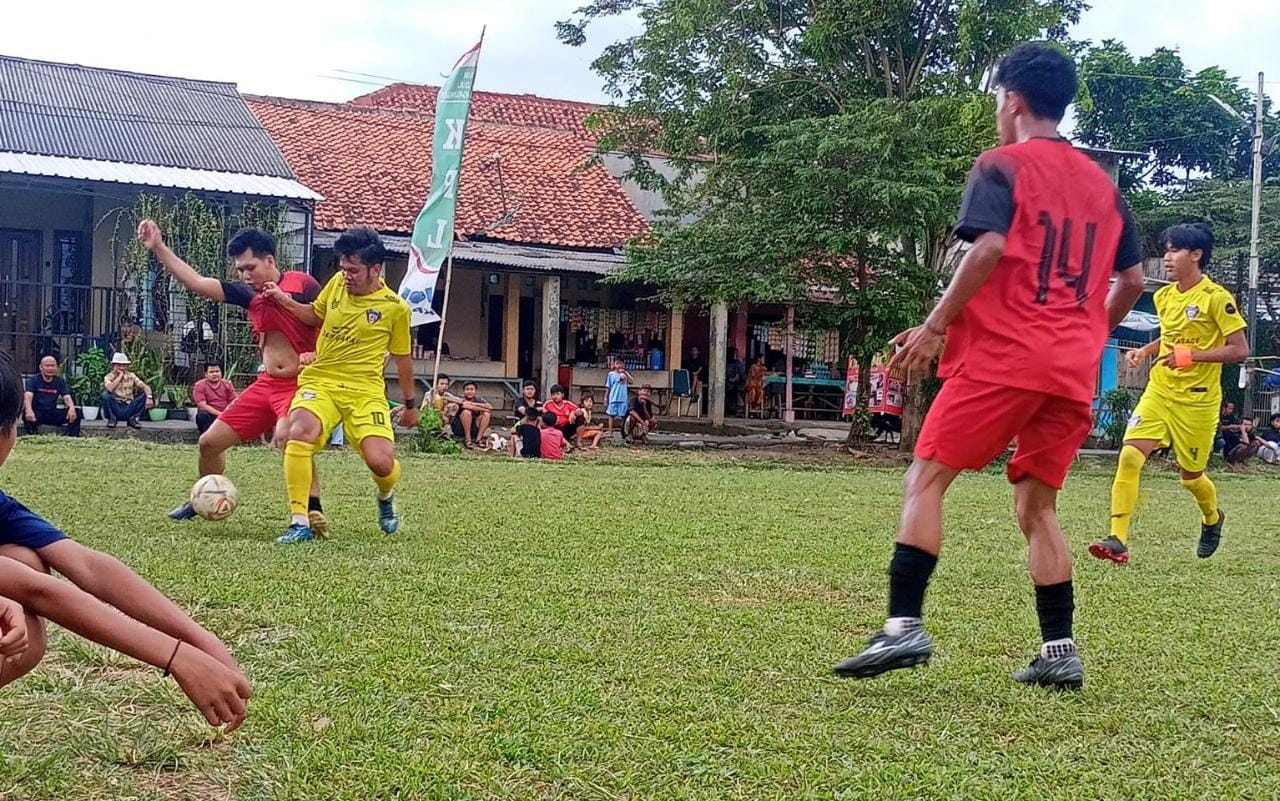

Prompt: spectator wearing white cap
xmin=100 ymin=352 xmax=153 ymax=429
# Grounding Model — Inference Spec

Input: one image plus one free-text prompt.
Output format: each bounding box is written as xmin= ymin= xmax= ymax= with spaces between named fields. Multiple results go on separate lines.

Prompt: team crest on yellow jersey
xmin=367 ymin=309 xmax=382 ymax=324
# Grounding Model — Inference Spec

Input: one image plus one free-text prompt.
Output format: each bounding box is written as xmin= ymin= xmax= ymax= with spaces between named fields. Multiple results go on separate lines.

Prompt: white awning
xmin=313 ymin=230 xmax=623 ymax=276
xmin=0 ymin=151 xmax=322 ymax=200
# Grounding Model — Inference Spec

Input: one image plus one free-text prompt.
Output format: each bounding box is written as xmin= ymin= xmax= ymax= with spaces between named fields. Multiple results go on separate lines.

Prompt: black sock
xmin=887 ymin=543 xmax=938 ymax=620
xmin=1034 ymin=580 xmax=1074 ymax=643
xmin=308 ymin=496 xmax=323 ymax=513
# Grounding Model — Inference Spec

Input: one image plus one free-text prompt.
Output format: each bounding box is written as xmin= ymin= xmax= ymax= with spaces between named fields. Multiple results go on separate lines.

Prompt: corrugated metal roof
xmin=0 ymin=54 xmax=294 ymax=177
xmin=312 ymin=230 xmax=623 ymax=276
xmin=0 ymin=151 xmax=321 ymax=200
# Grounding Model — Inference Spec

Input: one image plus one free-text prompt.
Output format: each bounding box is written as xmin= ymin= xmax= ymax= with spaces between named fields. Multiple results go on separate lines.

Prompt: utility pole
xmin=1245 ymin=72 xmax=1264 ymax=421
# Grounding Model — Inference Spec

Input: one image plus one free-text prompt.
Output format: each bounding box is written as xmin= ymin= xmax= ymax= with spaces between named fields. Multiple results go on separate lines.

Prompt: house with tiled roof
xmin=249 ymin=87 xmax=695 ymax=403
xmin=0 ymin=54 xmax=319 ymax=374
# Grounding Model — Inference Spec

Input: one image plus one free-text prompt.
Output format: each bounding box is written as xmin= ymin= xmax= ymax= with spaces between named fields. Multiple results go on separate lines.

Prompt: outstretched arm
xmin=138 ymin=220 xmax=226 ymax=302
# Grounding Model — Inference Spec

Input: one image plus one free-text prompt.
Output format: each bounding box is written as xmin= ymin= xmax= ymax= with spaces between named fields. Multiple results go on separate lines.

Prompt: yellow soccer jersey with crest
xmin=1148 ymin=276 xmax=1246 ymax=406
xmin=303 ymin=274 xmax=411 ymax=392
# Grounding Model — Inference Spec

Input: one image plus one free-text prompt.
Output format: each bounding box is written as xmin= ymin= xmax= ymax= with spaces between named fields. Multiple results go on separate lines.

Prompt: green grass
xmin=0 ymin=438 xmax=1277 ymax=800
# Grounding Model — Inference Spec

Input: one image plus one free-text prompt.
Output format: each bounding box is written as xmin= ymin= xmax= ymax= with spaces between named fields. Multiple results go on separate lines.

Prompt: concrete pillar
xmin=540 ymin=275 xmax=561 ymax=398
xmin=784 ymin=305 xmax=795 ymax=424
xmin=504 ymin=273 xmax=521 ymax=378
xmin=709 ymin=300 xmax=728 ymax=427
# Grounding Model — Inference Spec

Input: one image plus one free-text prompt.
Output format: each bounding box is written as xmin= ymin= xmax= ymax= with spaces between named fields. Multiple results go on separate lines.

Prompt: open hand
xmin=259 ymin=282 xmax=285 ymax=304
xmin=886 ymin=324 xmax=945 ymax=377
xmin=136 ymin=219 xmax=164 ymax=251
xmin=1124 ymin=349 xmax=1144 ymax=369
xmin=66 ymin=407 xmax=78 ymax=424
xmin=169 ymin=643 xmax=252 ymax=733
xmin=0 ymin=596 xmax=28 ymax=662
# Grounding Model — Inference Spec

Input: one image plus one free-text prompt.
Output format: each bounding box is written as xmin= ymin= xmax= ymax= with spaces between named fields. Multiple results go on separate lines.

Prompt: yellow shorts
xmin=1124 ymin=391 xmax=1218 ymax=473
xmin=290 ymin=380 xmax=393 ymax=448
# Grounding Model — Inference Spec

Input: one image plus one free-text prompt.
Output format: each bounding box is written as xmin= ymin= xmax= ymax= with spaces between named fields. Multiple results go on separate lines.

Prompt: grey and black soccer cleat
xmin=1012 ymin=653 xmax=1084 ymax=690
xmin=833 ymin=628 xmax=933 ymax=679
xmin=1197 ymin=508 xmax=1224 ymax=559
xmin=1088 ymin=535 xmax=1129 ymax=565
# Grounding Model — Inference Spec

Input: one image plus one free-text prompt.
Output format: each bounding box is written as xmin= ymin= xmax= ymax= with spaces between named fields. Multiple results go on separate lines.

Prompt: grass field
xmin=0 ymin=437 xmax=1276 ymax=800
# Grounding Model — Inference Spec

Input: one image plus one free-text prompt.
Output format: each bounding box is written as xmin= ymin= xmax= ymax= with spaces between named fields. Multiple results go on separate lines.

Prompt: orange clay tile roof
xmin=352 ymin=84 xmax=603 ymax=140
xmin=246 ymin=91 xmax=649 ymax=249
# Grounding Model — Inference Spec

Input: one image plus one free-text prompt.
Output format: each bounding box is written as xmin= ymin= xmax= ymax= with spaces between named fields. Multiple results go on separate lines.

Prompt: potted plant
xmin=66 ymin=348 xmax=109 ymax=421
xmin=166 ymin=384 xmax=192 ymax=421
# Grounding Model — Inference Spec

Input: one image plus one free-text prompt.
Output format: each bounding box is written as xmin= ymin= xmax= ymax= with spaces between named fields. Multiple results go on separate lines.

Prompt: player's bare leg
xmin=359 ymin=436 xmax=401 ymax=535
xmin=1012 ymin=477 xmax=1083 ymax=689
xmin=1092 ymin=437 xmax=1158 ymax=564
xmin=278 ymin=409 xmax=324 ymax=545
xmin=834 ymin=458 xmax=957 ymax=678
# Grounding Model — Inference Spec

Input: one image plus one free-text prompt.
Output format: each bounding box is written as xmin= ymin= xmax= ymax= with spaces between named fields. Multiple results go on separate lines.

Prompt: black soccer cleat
xmin=833 ymin=628 xmax=933 ymax=679
xmin=1197 ymin=508 xmax=1224 ymax=559
xmin=1012 ymin=653 xmax=1084 ymax=690
xmin=1088 ymin=535 xmax=1130 ymax=565
xmin=168 ymin=502 xmax=198 ymax=521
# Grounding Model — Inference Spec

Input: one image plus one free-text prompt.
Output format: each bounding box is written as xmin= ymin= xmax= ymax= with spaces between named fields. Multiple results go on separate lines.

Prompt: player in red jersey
xmin=137 ymin=221 xmax=328 ymax=533
xmin=832 ymin=43 xmax=1147 ymax=689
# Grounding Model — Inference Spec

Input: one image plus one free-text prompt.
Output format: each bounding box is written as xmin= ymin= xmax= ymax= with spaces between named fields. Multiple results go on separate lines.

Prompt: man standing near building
xmin=23 ymin=356 xmax=79 ymax=437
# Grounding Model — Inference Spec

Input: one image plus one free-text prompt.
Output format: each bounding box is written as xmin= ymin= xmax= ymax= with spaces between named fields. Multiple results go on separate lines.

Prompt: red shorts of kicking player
xmin=915 ymin=375 xmax=1093 ymax=490
xmin=217 ymin=374 xmax=298 ymax=442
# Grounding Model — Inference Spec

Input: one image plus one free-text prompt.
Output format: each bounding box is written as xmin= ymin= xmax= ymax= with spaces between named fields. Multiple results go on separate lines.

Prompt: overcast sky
xmin=2 ymin=1 xmax=1276 ymax=107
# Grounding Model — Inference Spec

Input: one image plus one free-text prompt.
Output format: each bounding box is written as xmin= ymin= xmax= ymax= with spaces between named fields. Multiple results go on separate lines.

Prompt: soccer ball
xmin=190 ymin=474 xmax=239 ymax=521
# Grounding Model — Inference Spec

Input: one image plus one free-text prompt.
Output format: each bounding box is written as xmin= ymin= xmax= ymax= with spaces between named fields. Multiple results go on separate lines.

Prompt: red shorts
xmin=218 ymin=374 xmax=298 ymax=442
xmin=915 ymin=376 xmax=1092 ymax=489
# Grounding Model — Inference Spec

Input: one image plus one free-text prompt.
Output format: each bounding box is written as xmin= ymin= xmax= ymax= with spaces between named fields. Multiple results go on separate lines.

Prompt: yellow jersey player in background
xmin=264 ymin=227 xmax=420 ymax=545
xmin=1092 ymin=223 xmax=1248 ymax=564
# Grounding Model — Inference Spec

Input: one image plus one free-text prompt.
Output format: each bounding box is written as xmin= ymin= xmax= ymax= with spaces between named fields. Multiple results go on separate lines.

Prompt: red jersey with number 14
xmin=941 ymin=138 xmax=1142 ymax=404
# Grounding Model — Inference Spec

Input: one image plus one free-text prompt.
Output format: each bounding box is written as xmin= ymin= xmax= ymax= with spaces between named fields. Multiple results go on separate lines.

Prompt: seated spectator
xmin=1227 ymin=418 xmax=1262 ymax=464
xmin=23 ymin=355 xmax=79 ymax=437
xmin=451 ymin=382 xmax=493 ymax=449
xmin=100 ymin=353 xmax=153 ymax=429
xmin=509 ymin=407 xmax=542 ymax=458
xmin=1218 ymin=401 xmax=1242 ymax=458
xmin=1258 ymin=414 xmax=1280 ymax=464
xmin=576 ymin=392 xmax=605 ymax=450
xmin=429 ymin=373 xmax=461 ymax=428
xmin=514 ymin=381 xmax=542 ymax=420
xmin=544 ymin=384 xmax=583 ymax=446
xmin=625 ymin=385 xmax=658 ymax=444
xmin=192 ymin=363 xmax=237 ymax=435
xmin=539 ymin=411 xmax=565 ymax=461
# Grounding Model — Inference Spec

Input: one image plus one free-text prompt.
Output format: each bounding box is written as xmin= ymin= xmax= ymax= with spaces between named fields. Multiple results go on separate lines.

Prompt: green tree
xmin=560 ymin=0 xmax=1081 ymax=443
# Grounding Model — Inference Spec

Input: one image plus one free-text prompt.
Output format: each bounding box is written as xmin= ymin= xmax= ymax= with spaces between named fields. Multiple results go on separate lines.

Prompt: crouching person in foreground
xmin=0 ymin=351 xmax=250 ymax=731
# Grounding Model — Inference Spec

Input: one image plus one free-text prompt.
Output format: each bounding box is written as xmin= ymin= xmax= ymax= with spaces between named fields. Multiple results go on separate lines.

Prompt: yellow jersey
xmin=304 ymin=274 xmax=411 ymax=391
xmin=1148 ymin=276 xmax=1246 ymax=406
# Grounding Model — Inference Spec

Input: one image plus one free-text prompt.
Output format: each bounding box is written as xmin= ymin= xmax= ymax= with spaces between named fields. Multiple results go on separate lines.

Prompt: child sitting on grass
xmin=576 ymin=393 xmax=605 ymax=450
xmin=0 ymin=351 xmax=250 ymax=731
xmin=626 ymin=385 xmax=658 ymax=444
xmin=508 ymin=406 xmax=542 ymax=458
xmin=539 ymin=412 xmax=565 ymax=461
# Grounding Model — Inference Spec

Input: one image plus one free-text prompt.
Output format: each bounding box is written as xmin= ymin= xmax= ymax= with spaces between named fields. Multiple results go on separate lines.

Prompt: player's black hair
xmin=0 ymin=351 xmax=25 ymax=431
xmin=581 ymin=391 xmax=594 ymax=402
xmin=541 ymin=412 xmax=558 ymax=427
xmin=993 ymin=42 xmax=1077 ymax=122
xmin=463 ymin=381 xmax=478 ymax=390
xmin=640 ymin=384 xmax=653 ymax=392
xmin=1270 ymin=413 xmax=1280 ymax=424
xmin=1161 ymin=222 xmax=1214 ymax=268
xmin=334 ymin=226 xmax=387 ymax=267
xmin=550 ymin=384 xmax=565 ymax=395
xmin=226 ymin=227 xmax=277 ymax=259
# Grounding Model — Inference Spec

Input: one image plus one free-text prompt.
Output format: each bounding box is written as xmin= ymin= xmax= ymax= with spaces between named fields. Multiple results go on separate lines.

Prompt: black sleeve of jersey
xmin=219 ymin=281 xmax=254 ymax=309
xmin=1112 ymin=192 xmax=1143 ymax=272
xmin=954 ymin=156 xmax=1015 ymax=242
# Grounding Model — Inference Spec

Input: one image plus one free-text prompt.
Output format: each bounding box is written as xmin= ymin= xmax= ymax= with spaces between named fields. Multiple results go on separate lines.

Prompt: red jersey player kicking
xmin=832 ymin=43 xmax=1147 ymax=689
xmin=138 ymin=221 xmax=329 ymax=534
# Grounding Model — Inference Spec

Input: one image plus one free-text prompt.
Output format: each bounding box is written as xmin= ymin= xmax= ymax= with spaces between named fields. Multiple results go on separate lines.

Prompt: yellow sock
xmin=1109 ymin=445 xmax=1146 ymax=543
xmin=284 ymin=440 xmax=315 ymax=517
xmin=1180 ymin=474 xmax=1220 ymax=525
xmin=373 ymin=458 xmax=401 ymax=499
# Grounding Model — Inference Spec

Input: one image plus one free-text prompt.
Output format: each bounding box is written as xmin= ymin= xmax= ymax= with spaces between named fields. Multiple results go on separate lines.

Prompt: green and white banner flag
xmin=399 ymin=37 xmax=483 ymax=326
